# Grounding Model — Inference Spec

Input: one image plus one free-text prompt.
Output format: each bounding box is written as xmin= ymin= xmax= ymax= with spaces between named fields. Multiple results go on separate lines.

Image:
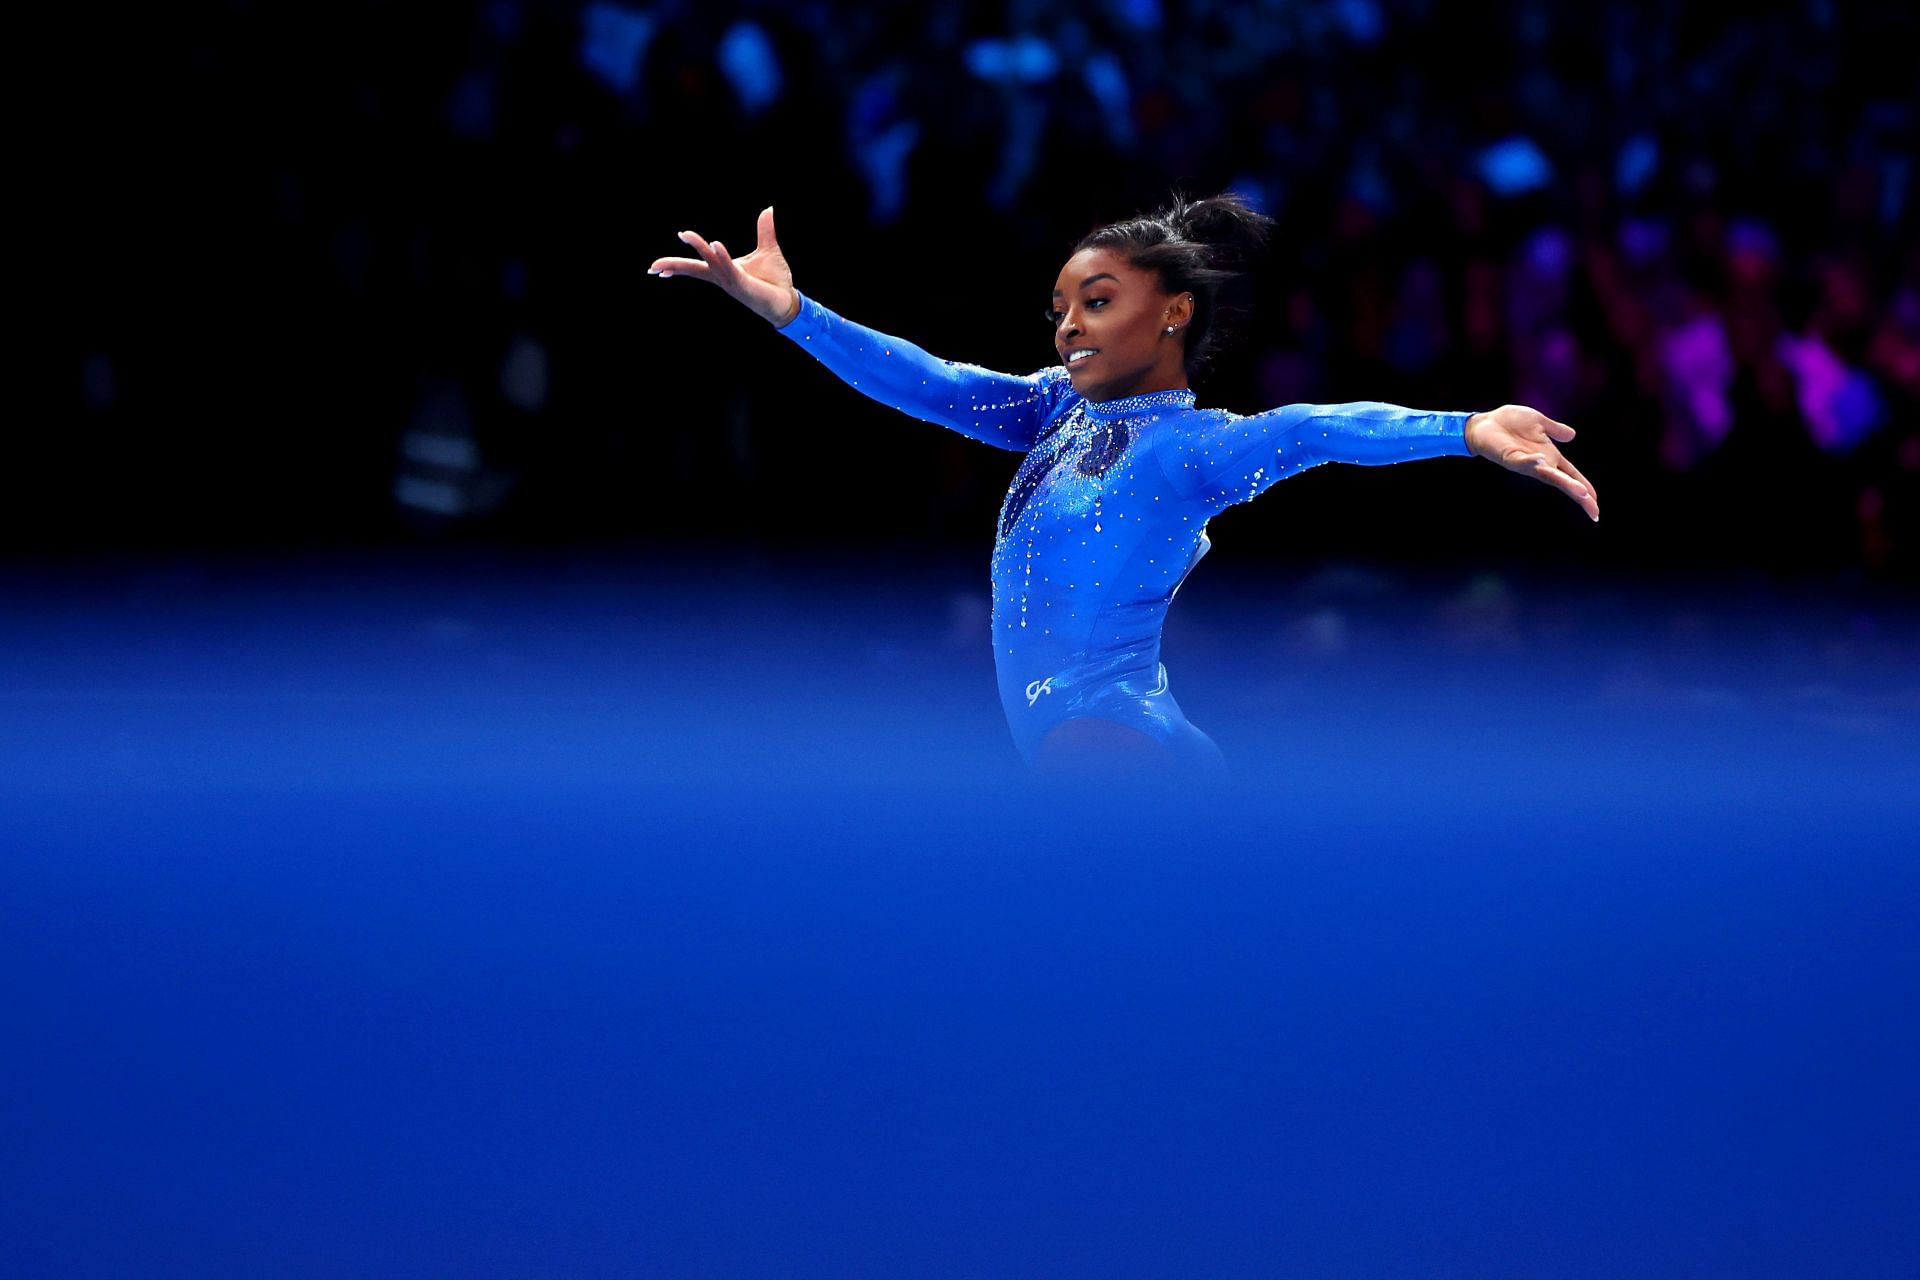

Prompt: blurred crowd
xmin=53 ymin=0 xmax=1919 ymax=575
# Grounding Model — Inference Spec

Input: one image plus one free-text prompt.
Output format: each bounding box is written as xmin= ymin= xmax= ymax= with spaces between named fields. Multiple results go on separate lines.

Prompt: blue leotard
xmin=775 ymin=291 xmax=1475 ymax=770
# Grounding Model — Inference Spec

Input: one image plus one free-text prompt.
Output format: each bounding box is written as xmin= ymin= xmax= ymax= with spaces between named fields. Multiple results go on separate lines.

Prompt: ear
xmin=1166 ymin=290 xmax=1196 ymax=330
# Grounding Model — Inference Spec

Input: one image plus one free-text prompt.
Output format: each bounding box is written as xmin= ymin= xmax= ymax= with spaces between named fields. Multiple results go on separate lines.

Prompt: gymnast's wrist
xmin=770 ymin=287 xmax=801 ymax=329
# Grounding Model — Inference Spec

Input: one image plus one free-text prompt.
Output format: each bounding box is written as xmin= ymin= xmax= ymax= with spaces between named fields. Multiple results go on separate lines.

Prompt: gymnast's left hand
xmin=1464 ymin=405 xmax=1599 ymax=522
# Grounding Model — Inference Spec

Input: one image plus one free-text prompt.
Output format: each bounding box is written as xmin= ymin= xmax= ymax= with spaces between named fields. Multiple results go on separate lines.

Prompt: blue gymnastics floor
xmin=3 ymin=548 xmax=1916 ymax=1276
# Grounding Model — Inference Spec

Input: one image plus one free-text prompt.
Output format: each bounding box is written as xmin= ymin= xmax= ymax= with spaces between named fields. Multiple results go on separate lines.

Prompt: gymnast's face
xmin=1050 ymin=247 xmax=1194 ymax=401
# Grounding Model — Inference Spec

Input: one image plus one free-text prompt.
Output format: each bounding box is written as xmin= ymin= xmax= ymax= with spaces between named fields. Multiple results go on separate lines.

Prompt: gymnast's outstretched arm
xmin=651 ymin=207 xmax=1066 ymax=452
xmin=1153 ymin=400 xmax=1599 ymax=520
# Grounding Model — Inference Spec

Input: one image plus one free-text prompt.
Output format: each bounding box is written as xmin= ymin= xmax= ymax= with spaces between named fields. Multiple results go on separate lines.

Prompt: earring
xmin=1165 ymin=326 xmax=1175 ymax=334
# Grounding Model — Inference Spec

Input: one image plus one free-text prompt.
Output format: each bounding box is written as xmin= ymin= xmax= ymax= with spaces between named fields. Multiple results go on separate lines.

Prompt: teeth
xmin=1067 ymin=350 xmax=1098 ymax=362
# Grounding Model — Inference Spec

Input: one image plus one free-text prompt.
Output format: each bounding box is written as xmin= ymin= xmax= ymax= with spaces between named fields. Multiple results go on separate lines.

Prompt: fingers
xmin=1536 ymin=462 xmax=1586 ymax=503
xmin=686 ymin=229 xmax=734 ymax=284
xmin=1552 ymin=449 xmax=1600 ymax=520
xmin=1518 ymin=451 xmax=1600 ymax=521
xmin=649 ymin=230 xmax=737 ymax=286
xmin=757 ymin=205 xmax=778 ymax=252
xmin=1509 ymin=449 xmax=1572 ymax=491
xmin=1530 ymin=454 xmax=1576 ymax=488
xmin=1559 ymin=455 xmax=1596 ymax=496
xmin=648 ymin=255 xmax=711 ymax=279
xmin=1542 ymin=417 xmax=1577 ymax=442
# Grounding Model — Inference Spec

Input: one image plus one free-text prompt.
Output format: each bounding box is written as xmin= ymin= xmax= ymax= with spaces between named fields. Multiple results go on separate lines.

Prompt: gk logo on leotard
xmin=1025 ymin=676 xmax=1054 ymax=707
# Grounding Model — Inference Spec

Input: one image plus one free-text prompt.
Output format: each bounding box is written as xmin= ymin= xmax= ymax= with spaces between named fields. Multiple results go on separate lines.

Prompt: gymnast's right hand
xmin=649 ymin=206 xmax=800 ymax=328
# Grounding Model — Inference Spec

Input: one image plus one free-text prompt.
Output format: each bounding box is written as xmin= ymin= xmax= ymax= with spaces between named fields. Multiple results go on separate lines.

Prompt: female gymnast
xmin=650 ymin=194 xmax=1598 ymax=776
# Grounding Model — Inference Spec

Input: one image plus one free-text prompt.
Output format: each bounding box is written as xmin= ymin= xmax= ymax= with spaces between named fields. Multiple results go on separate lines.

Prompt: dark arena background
xmin=12 ymin=2 xmax=1918 ymax=1274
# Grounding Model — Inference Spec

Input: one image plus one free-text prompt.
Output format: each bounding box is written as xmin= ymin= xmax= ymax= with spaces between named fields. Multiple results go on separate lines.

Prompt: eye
xmin=1044 ymin=298 xmax=1108 ymax=326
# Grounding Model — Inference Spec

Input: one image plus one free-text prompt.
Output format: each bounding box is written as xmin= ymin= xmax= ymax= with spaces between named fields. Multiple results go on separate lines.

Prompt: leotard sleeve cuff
xmin=772 ymin=289 xmax=814 ymax=334
xmin=1445 ymin=410 xmax=1475 ymax=457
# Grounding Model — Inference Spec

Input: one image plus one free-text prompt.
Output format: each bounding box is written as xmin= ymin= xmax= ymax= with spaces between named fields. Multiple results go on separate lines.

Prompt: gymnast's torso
xmin=986 ymin=379 xmax=1222 ymax=764
xmin=775 ymin=290 xmax=1475 ymax=765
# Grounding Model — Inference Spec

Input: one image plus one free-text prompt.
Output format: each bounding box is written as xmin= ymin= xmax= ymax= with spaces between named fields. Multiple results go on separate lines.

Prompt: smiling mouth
xmin=1064 ymin=349 xmax=1101 ymax=368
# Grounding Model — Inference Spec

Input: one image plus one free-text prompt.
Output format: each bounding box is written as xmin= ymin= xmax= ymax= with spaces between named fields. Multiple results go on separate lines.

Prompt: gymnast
xmin=649 ymin=193 xmax=1598 ymax=776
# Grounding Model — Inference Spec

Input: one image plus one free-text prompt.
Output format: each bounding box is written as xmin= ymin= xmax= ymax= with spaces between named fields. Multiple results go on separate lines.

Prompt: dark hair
xmin=1072 ymin=189 xmax=1276 ymax=377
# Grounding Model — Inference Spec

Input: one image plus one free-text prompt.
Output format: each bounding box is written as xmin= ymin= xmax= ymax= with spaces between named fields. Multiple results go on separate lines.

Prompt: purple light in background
xmin=1777 ymin=333 xmax=1887 ymax=455
xmin=1661 ymin=311 xmax=1735 ymax=457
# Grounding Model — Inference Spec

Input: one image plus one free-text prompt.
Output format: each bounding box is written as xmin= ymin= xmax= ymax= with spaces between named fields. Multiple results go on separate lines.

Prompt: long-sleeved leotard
xmin=775 ymin=290 xmax=1476 ymax=768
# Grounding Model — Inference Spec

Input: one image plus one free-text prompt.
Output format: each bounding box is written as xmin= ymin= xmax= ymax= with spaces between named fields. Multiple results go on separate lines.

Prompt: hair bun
xmin=1163 ymin=191 xmax=1274 ymax=270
